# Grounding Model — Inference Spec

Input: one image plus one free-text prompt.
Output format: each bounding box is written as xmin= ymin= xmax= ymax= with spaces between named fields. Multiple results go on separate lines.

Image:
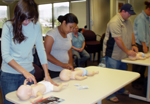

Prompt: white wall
xmin=91 ymin=0 xmax=110 ymax=36
xmin=70 ymin=1 xmax=86 ymax=28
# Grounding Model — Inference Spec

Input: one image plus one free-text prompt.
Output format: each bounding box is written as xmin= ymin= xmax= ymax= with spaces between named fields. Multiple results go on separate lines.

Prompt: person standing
xmin=103 ymin=3 xmax=138 ymax=102
xmin=132 ymin=1 xmax=150 ymax=89
xmin=44 ymin=13 xmax=78 ymax=78
xmin=71 ymin=26 xmax=90 ymax=67
xmin=0 ymin=0 xmax=56 ymax=104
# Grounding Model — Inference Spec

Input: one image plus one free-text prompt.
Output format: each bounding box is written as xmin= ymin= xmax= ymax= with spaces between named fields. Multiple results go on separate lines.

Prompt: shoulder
xmin=3 ymin=21 xmax=13 ymax=29
xmin=46 ymin=27 xmax=58 ymax=37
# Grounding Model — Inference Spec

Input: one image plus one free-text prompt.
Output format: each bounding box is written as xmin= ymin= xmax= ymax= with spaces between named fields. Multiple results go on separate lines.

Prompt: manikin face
xmin=22 ymin=18 xmax=34 ymax=26
xmin=62 ymin=21 xmax=77 ymax=35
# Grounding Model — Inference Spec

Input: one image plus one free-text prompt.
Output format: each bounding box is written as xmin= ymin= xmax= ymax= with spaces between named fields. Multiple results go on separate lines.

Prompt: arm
xmin=74 ymin=75 xmax=87 ymax=80
xmin=141 ymin=42 xmax=148 ymax=53
xmin=68 ymin=48 xmax=73 ymax=70
xmin=136 ymin=19 xmax=148 ymax=53
xmin=30 ymin=92 xmax=43 ymax=103
xmin=44 ymin=36 xmax=73 ymax=69
xmin=1 ymin=23 xmax=37 ymax=84
xmin=114 ymin=37 xmax=136 ymax=57
xmin=131 ymin=33 xmax=138 ymax=52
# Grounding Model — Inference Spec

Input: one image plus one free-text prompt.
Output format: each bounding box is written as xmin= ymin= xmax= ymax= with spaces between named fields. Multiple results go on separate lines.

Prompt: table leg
xmin=129 ymin=66 xmax=150 ymax=102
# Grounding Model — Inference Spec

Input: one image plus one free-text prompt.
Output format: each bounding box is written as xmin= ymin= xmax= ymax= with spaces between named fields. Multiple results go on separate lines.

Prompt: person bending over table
xmin=103 ymin=3 xmax=138 ymax=103
xmin=44 ymin=13 xmax=78 ymax=78
xmin=0 ymin=0 xmax=56 ymax=104
xmin=132 ymin=1 xmax=150 ymax=90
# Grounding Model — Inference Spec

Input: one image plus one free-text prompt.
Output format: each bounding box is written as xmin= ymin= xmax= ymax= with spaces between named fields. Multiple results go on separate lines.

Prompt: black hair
xmin=57 ymin=13 xmax=78 ymax=24
xmin=145 ymin=1 xmax=150 ymax=9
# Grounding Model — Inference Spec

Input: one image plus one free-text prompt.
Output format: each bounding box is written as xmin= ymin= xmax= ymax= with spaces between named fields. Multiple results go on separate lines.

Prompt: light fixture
xmin=2 ymin=0 xmax=15 ymax=4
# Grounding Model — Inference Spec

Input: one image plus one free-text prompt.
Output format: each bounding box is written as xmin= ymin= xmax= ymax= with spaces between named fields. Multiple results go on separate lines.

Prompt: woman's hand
xmin=62 ymin=63 xmax=73 ymax=70
xmin=23 ymin=71 xmax=37 ymax=84
xmin=44 ymin=76 xmax=58 ymax=86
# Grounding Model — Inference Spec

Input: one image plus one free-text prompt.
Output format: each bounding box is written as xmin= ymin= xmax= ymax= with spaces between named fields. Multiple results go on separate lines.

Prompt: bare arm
xmin=30 ymin=92 xmax=43 ymax=103
xmin=141 ymin=42 xmax=148 ymax=53
xmin=8 ymin=60 xmax=37 ymax=84
xmin=42 ymin=64 xmax=58 ymax=86
xmin=132 ymin=33 xmax=138 ymax=52
xmin=68 ymin=48 xmax=73 ymax=70
xmin=44 ymin=36 xmax=64 ymax=66
xmin=44 ymin=36 xmax=73 ymax=70
xmin=114 ymin=36 xmax=136 ymax=57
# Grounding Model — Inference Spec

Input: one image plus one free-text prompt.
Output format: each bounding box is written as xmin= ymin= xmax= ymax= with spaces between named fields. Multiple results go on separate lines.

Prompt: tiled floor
xmin=0 ymin=60 xmax=149 ymax=104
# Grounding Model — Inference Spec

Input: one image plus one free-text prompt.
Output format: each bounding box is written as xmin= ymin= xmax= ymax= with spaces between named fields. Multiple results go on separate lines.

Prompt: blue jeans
xmin=105 ymin=56 xmax=127 ymax=99
xmin=72 ymin=49 xmax=90 ymax=66
xmin=0 ymin=70 xmax=35 ymax=104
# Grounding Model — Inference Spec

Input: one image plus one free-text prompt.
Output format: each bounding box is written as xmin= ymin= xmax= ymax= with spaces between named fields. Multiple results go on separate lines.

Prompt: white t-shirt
xmin=46 ymin=27 xmax=72 ymax=72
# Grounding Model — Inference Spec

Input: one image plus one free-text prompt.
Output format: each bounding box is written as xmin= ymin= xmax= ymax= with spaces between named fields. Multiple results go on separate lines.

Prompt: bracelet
xmin=132 ymin=44 xmax=137 ymax=47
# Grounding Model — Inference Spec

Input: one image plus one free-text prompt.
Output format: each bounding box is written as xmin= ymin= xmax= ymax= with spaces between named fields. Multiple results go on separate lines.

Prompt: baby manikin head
xmin=16 ymin=85 xmax=32 ymax=100
xmin=59 ymin=69 xmax=72 ymax=81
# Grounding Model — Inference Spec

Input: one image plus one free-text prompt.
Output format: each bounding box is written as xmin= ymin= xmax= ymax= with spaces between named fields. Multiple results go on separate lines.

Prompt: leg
xmin=87 ymin=70 xmax=99 ymax=76
xmin=105 ymin=56 xmax=120 ymax=102
xmin=1 ymin=72 xmax=26 ymax=104
xmin=79 ymin=49 xmax=90 ymax=66
xmin=72 ymin=50 xmax=81 ymax=66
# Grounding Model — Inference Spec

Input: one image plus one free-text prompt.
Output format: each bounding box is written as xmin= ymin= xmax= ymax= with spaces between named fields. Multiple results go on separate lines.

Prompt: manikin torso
xmin=70 ymin=68 xmax=84 ymax=79
xmin=31 ymin=83 xmax=46 ymax=97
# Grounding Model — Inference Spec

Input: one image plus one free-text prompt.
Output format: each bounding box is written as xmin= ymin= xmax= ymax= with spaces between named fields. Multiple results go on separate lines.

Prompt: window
xmin=53 ymin=2 xmax=69 ymax=27
xmin=0 ymin=6 xmax=7 ymax=28
xmin=38 ymin=2 xmax=69 ymax=36
xmin=38 ymin=4 xmax=52 ymax=36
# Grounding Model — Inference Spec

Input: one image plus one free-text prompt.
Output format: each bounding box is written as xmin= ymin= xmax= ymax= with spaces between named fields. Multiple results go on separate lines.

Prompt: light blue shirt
xmin=134 ymin=10 xmax=150 ymax=47
xmin=1 ymin=21 xmax=47 ymax=74
xmin=72 ymin=32 xmax=85 ymax=49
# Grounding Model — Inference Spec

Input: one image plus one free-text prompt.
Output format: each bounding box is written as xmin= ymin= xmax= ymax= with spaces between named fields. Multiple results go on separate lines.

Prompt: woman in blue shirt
xmin=132 ymin=1 xmax=150 ymax=89
xmin=0 ymin=0 xmax=55 ymax=104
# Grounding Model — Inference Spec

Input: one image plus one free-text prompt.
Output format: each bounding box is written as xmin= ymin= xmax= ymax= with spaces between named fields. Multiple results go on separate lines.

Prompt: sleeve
xmin=80 ymin=33 xmax=85 ymax=41
xmin=109 ymin=21 xmax=122 ymax=37
xmin=35 ymin=24 xmax=47 ymax=65
xmin=46 ymin=29 xmax=56 ymax=41
xmin=136 ymin=19 xmax=146 ymax=42
xmin=1 ymin=22 xmax=13 ymax=63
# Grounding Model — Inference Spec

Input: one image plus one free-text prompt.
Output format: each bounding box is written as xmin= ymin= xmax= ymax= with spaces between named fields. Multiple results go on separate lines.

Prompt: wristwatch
xmin=132 ymin=44 xmax=138 ymax=47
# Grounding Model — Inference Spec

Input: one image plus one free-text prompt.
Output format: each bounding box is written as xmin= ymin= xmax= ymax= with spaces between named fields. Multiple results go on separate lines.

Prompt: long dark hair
xmin=11 ymin=0 xmax=38 ymax=44
xmin=57 ymin=13 xmax=78 ymax=24
xmin=145 ymin=1 xmax=150 ymax=9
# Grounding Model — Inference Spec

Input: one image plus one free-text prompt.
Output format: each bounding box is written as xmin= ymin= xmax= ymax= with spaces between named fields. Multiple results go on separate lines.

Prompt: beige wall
xmin=70 ymin=1 xmax=86 ymax=28
xmin=91 ymin=0 xmax=110 ymax=36
xmin=129 ymin=0 xmax=150 ymax=24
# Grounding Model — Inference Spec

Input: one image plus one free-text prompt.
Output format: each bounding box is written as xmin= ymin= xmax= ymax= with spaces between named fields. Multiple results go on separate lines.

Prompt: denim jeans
xmin=0 ymin=70 xmax=35 ymax=104
xmin=105 ymin=56 xmax=127 ymax=99
xmin=72 ymin=49 xmax=90 ymax=67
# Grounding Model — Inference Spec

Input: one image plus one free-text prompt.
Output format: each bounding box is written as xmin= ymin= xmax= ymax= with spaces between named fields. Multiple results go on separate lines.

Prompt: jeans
xmin=105 ymin=56 xmax=127 ymax=99
xmin=72 ymin=49 xmax=90 ymax=67
xmin=0 ymin=70 xmax=35 ymax=104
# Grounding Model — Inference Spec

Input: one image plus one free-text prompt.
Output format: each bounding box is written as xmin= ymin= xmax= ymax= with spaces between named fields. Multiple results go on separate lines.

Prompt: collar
xmin=142 ymin=10 xmax=149 ymax=20
xmin=117 ymin=13 xmax=125 ymax=22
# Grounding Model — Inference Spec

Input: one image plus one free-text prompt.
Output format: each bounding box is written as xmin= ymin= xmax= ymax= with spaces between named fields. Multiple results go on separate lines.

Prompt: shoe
xmin=123 ymin=90 xmax=130 ymax=95
xmin=108 ymin=96 xmax=119 ymax=103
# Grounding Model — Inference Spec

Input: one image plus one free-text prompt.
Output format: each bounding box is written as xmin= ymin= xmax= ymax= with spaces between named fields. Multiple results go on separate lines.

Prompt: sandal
xmin=109 ymin=96 xmax=119 ymax=103
xmin=123 ymin=90 xmax=130 ymax=95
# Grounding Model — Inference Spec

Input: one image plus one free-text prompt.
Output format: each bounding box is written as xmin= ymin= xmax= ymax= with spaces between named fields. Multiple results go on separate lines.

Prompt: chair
xmin=83 ymin=30 xmax=104 ymax=63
